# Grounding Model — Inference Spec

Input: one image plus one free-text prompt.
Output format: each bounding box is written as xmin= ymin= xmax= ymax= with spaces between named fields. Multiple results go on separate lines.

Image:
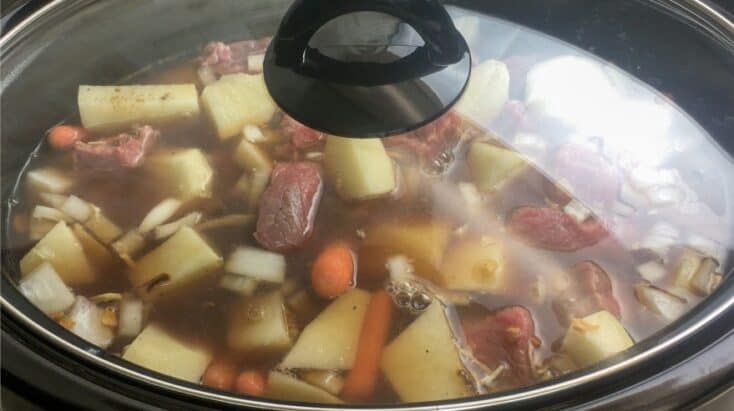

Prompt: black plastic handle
xmin=271 ymin=0 xmax=468 ymax=87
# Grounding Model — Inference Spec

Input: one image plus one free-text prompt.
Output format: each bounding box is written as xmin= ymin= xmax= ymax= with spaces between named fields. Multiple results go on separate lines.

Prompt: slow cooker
xmin=2 ymin=0 xmax=734 ymax=410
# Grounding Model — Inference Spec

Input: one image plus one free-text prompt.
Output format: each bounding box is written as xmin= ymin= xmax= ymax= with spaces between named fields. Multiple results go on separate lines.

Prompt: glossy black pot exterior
xmin=2 ymin=1 xmax=734 ymax=410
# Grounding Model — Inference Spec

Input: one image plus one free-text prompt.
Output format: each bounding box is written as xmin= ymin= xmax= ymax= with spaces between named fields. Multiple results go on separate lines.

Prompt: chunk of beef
xmin=254 ymin=162 xmax=323 ymax=251
xmin=550 ymin=143 xmax=620 ymax=207
xmin=553 ymin=261 xmax=621 ymax=327
xmin=73 ymin=125 xmax=159 ymax=171
xmin=200 ymin=38 xmax=271 ymax=76
xmin=461 ymin=306 xmax=537 ymax=388
xmin=384 ymin=111 xmax=463 ymax=162
xmin=281 ymin=115 xmax=325 ymax=149
xmin=507 ymin=206 xmax=608 ymax=251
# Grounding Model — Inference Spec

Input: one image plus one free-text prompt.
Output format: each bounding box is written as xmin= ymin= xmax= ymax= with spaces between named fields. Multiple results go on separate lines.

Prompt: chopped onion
xmin=611 ymin=200 xmax=636 ymax=217
xmin=219 ymin=274 xmax=259 ymax=296
xmin=638 ymin=222 xmax=679 ymax=257
xmin=118 ymin=296 xmax=145 ymax=338
xmin=627 ymin=167 xmax=677 ymax=191
xmin=563 ymin=199 xmax=592 ymax=223
xmin=225 ymin=246 xmax=286 ymax=283
xmin=195 ymin=214 xmax=254 ymax=231
xmin=153 ymin=212 xmax=203 ymax=240
xmin=197 ymin=65 xmax=217 ymax=86
xmin=458 ymin=182 xmax=483 ymax=215
xmin=248 ymin=53 xmax=265 ymax=73
xmin=19 ymin=263 xmax=75 ymax=314
xmin=89 ymin=293 xmax=123 ymax=304
xmin=304 ymin=151 xmax=324 ymax=161
xmin=243 ymin=124 xmax=266 ymax=143
xmin=685 ymin=234 xmax=725 ymax=262
xmin=61 ymin=195 xmax=93 ymax=222
xmin=32 ymin=205 xmax=71 ymax=222
xmin=634 ymin=283 xmax=687 ymax=321
xmin=67 ymin=296 xmax=114 ymax=348
xmin=619 ymin=182 xmax=648 ymax=210
xmin=38 ymin=192 xmax=69 ymax=209
xmin=138 ymin=198 xmax=182 ymax=234
xmin=646 ymin=185 xmax=685 ymax=207
xmin=26 ymin=167 xmax=73 ymax=194
xmin=636 ymin=260 xmax=668 ymax=282
xmin=111 ymin=230 xmax=146 ymax=266
xmin=84 ymin=206 xmax=123 ymax=244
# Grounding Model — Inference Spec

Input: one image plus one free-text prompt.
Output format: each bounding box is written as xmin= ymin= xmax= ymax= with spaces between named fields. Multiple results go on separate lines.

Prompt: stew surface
xmin=6 ymin=10 xmax=732 ymax=405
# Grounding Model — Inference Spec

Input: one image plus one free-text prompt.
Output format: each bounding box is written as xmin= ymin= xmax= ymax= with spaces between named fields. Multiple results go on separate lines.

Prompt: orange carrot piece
xmin=341 ymin=290 xmax=394 ymax=402
xmin=235 ymin=369 xmax=267 ymax=397
xmin=48 ymin=125 xmax=89 ymax=150
xmin=202 ymin=358 xmax=238 ymax=391
xmin=310 ymin=242 xmax=355 ymax=299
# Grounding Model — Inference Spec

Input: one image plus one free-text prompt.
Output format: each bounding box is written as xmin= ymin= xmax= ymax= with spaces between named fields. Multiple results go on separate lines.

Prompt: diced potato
xmin=280 ymin=289 xmax=370 ymax=370
xmin=128 ymin=226 xmax=222 ymax=301
xmin=225 ymin=246 xmax=286 ymax=283
xmin=227 ymin=291 xmax=293 ymax=356
xmin=324 ymin=136 xmax=396 ymax=201
xmin=71 ymin=224 xmax=116 ymax=273
xmin=358 ymin=220 xmax=451 ymax=281
xmin=454 ymin=59 xmax=510 ymax=124
xmin=439 ymin=237 xmax=506 ymax=291
xmin=381 ymin=302 xmax=473 ymax=402
xmin=19 ymin=262 xmax=75 ymax=314
xmin=20 ymin=221 xmax=97 ymax=286
xmin=233 ymin=139 xmax=272 ymax=173
xmin=561 ymin=310 xmax=634 ymax=368
xmin=78 ymin=84 xmax=200 ymax=132
xmin=122 ymin=323 xmax=212 ymax=383
xmin=84 ymin=206 xmax=123 ymax=244
xmin=468 ymin=142 xmax=527 ymax=192
xmin=266 ymin=371 xmax=343 ymax=404
xmin=145 ymin=149 xmax=213 ymax=202
xmin=26 ymin=167 xmax=73 ymax=194
xmin=201 ymin=73 xmax=277 ymax=140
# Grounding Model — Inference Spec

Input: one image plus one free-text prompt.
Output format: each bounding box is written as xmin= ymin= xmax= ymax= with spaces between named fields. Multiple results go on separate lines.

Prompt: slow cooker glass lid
xmin=1 ymin=0 xmax=733 ymax=409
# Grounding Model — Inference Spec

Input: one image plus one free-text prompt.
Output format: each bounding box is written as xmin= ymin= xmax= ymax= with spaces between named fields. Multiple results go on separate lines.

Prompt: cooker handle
xmin=270 ymin=0 xmax=468 ymax=87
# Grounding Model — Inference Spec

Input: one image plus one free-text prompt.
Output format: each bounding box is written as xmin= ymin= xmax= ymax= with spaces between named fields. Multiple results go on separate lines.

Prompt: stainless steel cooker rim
xmin=1 ymin=0 xmax=733 ymax=410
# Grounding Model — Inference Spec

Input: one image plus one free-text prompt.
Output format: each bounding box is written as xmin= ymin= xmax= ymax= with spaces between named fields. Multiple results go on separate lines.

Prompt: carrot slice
xmin=235 ymin=369 xmax=267 ymax=396
xmin=310 ymin=242 xmax=355 ymax=299
xmin=48 ymin=125 xmax=89 ymax=150
xmin=341 ymin=290 xmax=394 ymax=402
xmin=202 ymin=358 xmax=238 ymax=391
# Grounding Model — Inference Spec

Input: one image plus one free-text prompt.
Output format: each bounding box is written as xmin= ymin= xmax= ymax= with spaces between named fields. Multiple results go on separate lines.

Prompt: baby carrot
xmin=341 ymin=290 xmax=394 ymax=402
xmin=48 ymin=125 xmax=89 ymax=150
xmin=311 ymin=242 xmax=355 ymax=299
xmin=202 ymin=358 xmax=237 ymax=391
xmin=235 ymin=369 xmax=267 ymax=397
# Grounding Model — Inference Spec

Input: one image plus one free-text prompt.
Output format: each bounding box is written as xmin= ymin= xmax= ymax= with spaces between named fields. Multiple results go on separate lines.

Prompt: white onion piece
xmin=634 ymin=284 xmax=687 ymax=321
xmin=225 ymin=246 xmax=286 ymax=283
xmin=627 ymin=167 xmax=677 ymax=191
xmin=646 ymin=185 xmax=685 ymax=207
xmin=31 ymin=205 xmax=71 ymax=222
xmin=138 ymin=198 xmax=182 ymax=234
xmin=67 ymin=296 xmax=114 ymax=348
xmin=111 ymin=230 xmax=146 ymax=266
xmin=243 ymin=124 xmax=266 ymax=143
xmin=563 ymin=199 xmax=592 ymax=223
xmin=248 ymin=54 xmax=265 ymax=73
xmin=458 ymin=182 xmax=483 ymax=215
xmin=619 ymin=182 xmax=648 ymax=210
xmin=26 ymin=167 xmax=73 ymax=194
xmin=691 ymin=257 xmax=721 ymax=296
xmin=686 ymin=234 xmax=725 ymax=263
xmin=118 ymin=296 xmax=145 ymax=338
xmin=195 ymin=214 xmax=254 ymax=231
xmin=197 ymin=65 xmax=217 ymax=86
xmin=636 ymin=260 xmax=668 ymax=282
xmin=61 ymin=195 xmax=93 ymax=222
xmin=611 ymin=201 xmax=636 ymax=217
xmin=219 ymin=274 xmax=259 ymax=296
xmin=38 ymin=193 xmax=69 ymax=209
xmin=19 ymin=263 xmax=75 ymax=314
xmin=153 ymin=212 xmax=203 ymax=241
xmin=639 ymin=222 xmax=680 ymax=257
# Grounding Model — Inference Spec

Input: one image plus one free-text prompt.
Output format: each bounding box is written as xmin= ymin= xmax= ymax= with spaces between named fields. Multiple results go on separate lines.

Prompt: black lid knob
xmin=264 ymin=0 xmax=471 ymax=138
